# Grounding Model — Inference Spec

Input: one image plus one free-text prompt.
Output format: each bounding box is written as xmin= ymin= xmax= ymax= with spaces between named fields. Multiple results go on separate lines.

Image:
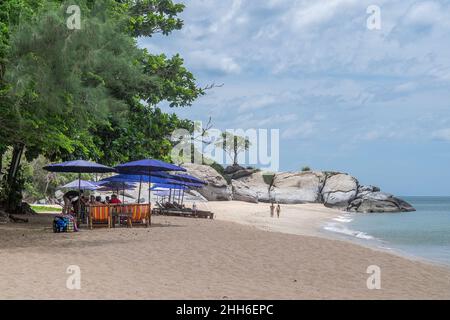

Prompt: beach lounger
xmin=88 ymin=205 xmax=111 ymax=229
xmin=160 ymin=208 xmax=214 ymax=219
xmin=196 ymin=210 xmax=214 ymax=219
xmin=127 ymin=204 xmax=151 ymax=228
xmin=153 ymin=202 xmax=163 ymax=215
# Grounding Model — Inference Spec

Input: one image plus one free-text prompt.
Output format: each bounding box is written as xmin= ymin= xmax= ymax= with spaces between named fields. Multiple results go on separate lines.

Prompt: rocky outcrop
xmin=321 ymin=173 xmax=358 ymax=209
xmin=348 ymin=189 xmax=415 ymax=213
xmin=224 ymin=165 xmax=257 ymax=180
xmin=231 ymin=180 xmax=259 ymax=203
xmin=182 ymin=163 xmax=232 ymax=201
xmin=231 ymin=171 xmax=271 ymax=203
xmin=355 ymin=185 xmax=380 ymax=197
xmin=180 ymin=163 xmax=415 ymax=213
xmin=271 ymin=172 xmax=325 ymax=204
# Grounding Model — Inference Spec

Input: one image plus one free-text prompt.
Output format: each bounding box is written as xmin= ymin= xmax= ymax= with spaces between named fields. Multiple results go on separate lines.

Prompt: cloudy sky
xmin=139 ymin=0 xmax=450 ymax=196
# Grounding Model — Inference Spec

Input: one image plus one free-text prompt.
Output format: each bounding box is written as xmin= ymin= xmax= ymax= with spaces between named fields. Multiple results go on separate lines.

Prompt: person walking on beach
xmin=270 ymin=202 xmax=275 ymax=218
xmin=276 ymin=202 xmax=281 ymax=218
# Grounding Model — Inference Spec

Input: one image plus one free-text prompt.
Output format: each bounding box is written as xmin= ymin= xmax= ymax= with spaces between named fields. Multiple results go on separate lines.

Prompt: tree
xmin=216 ymin=132 xmax=251 ymax=166
xmin=0 ymin=0 xmax=207 ymax=212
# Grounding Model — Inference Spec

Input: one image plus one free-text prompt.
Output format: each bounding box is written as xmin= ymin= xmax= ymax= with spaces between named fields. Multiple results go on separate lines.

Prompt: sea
xmin=323 ymin=196 xmax=450 ymax=266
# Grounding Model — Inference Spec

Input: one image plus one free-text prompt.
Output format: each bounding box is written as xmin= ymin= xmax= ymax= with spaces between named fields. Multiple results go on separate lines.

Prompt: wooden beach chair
xmin=127 ymin=204 xmax=151 ymax=228
xmin=196 ymin=210 xmax=214 ymax=219
xmin=88 ymin=205 xmax=111 ymax=229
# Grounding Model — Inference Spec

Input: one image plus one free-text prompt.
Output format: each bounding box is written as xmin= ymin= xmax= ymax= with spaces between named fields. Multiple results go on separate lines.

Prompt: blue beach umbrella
xmin=151 ymin=183 xmax=187 ymax=190
xmin=96 ymin=180 xmax=136 ymax=189
xmin=170 ymin=173 xmax=207 ymax=185
xmin=98 ymin=174 xmax=169 ymax=185
xmin=151 ymin=183 xmax=187 ymax=204
xmin=115 ymin=160 xmax=186 ymax=213
xmin=115 ymin=159 xmax=186 ymax=175
xmin=159 ymin=178 xmax=205 ymax=205
xmin=44 ymin=160 xmax=116 ymax=219
xmin=165 ymin=179 xmax=204 ymax=188
xmin=43 ymin=160 xmax=115 ymax=173
xmin=98 ymin=174 xmax=172 ymax=203
xmin=59 ymin=179 xmax=99 ymax=191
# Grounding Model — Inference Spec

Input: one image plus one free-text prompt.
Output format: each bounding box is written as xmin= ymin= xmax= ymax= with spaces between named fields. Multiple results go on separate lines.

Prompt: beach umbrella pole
xmin=148 ymin=168 xmax=151 ymax=226
xmin=138 ymin=175 xmax=142 ymax=204
xmin=78 ymin=172 xmax=81 ymax=223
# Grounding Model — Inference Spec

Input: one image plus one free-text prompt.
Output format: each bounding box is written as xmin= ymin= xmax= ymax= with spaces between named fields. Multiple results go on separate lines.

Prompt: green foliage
xmin=91 ymin=103 xmax=193 ymax=165
xmin=125 ymin=0 xmax=185 ymax=37
xmin=2 ymin=1 xmax=145 ymax=160
xmin=0 ymin=0 xmax=205 ymax=208
xmin=208 ymin=162 xmax=231 ymax=184
xmin=262 ymin=173 xmax=275 ymax=186
xmin=301 ymin=166 xmax=311 ymax=172
xmin=21 ymin=155 xmax=100 ymax=201
xmin=215 ymin=132 xmax=251 ymax=165
xmin=141 ymin=52 xmax=204 ymax=107
xmin=30 ymin=205 xmax=61 ymax=212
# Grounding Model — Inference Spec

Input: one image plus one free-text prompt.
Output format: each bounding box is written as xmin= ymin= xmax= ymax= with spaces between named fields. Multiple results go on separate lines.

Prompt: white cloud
xmin=189 ymin=50 xmax=241 ymax=75
xmin=282 ymin=121 xmax=316 ymax=140
xmin=146 ymin=0 xmax=450 ymax=172
xmin=432 ymin=129 xmax=450 ymax=142
xmin=208 ymin=0 xmax=243 ymax=33
xmin=238 ymin=94 xmax=277 ymax=112
xmin=402 ymin=1 xmax=448 ymax=29
xmin=284 ymin=0 xmax=359 ymax=32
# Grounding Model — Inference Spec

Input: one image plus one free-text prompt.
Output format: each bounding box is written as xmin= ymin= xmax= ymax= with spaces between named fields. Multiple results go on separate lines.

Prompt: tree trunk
xmin=233 ymin=137 xmax=238 ymax=165
xmin=8 ymin=144 xmax=24 ymax=186
xmin=6 ymin=144 xmax=25 ymax=212
xmin=0 ymin=151 xmax=3 ymax=181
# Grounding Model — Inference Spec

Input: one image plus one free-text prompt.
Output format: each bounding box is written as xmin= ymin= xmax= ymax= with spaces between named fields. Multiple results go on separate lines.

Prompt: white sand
xmin=1 ymin=202 xmax=449 ymax=299
xmin=203 ymin=201 xmax=340 ymax=237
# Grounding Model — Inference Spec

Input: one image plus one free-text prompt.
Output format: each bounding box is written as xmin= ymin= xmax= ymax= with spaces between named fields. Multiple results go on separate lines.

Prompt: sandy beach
xmin=0 ymin=201 xmax=449 ymax=299
xmin=206 ymin=201 xmax=340 ymax=238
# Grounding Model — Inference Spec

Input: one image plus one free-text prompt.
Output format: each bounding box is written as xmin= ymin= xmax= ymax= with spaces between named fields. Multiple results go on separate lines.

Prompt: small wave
xmin=324 ymin=223 xmax=374 ymax=240
xmin=333 ymin=215 xmax=353 ymax=223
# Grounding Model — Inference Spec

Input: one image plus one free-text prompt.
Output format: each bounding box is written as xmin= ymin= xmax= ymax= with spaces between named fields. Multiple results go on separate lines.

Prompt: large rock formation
xmin=182 ymin=163 xmax=232 ymax=201
xmin=181 ymin=164 xmax=415 ymax=213
xmin=348 ymin=189 xmax=415 ymax=213
xmin=271 ymin=172 xmax=325 ymax=204
xmin=224 ymin=164 xmax=257 ymax=180
xmin=231 ymin=171 xmax=271 ymax=203
xmin=321 ymin=173 xmax=358 ymax=209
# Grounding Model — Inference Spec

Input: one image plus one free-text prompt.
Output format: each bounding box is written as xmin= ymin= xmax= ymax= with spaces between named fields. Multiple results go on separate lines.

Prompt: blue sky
xmin=139 ymin=0 xmax=450 ymax=196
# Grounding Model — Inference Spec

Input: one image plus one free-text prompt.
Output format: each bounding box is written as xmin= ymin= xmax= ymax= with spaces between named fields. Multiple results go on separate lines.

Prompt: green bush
xmin=208 ymin=162 xmax=231 ymax=184
xmin=262 ymin=173 xmax=275 ymax=185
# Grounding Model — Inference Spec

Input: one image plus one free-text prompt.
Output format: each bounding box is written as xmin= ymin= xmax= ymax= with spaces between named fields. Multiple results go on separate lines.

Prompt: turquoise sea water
xmin=323 ymin=196 xmax=450 ymax=265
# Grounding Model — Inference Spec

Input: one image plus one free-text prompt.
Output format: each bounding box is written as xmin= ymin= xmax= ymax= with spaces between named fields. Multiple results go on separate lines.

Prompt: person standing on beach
xmin=193 ymin=202 xmax=197 ymax=213
xmin=270 ymin=202 xmax=275 ymax=218
xmin=276 ymin=202 xmax=281 ymax=218
xmin=62 ymin=190 xmax=79 ymax=214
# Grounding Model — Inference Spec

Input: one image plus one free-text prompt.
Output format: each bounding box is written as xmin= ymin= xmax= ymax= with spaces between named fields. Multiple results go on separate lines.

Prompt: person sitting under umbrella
xmin=110 ymin=194 xmax=122 ymax=204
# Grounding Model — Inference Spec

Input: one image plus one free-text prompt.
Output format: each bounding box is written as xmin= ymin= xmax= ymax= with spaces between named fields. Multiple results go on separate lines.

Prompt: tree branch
xmin=203 ymin=82 xmax=224 ymax=91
